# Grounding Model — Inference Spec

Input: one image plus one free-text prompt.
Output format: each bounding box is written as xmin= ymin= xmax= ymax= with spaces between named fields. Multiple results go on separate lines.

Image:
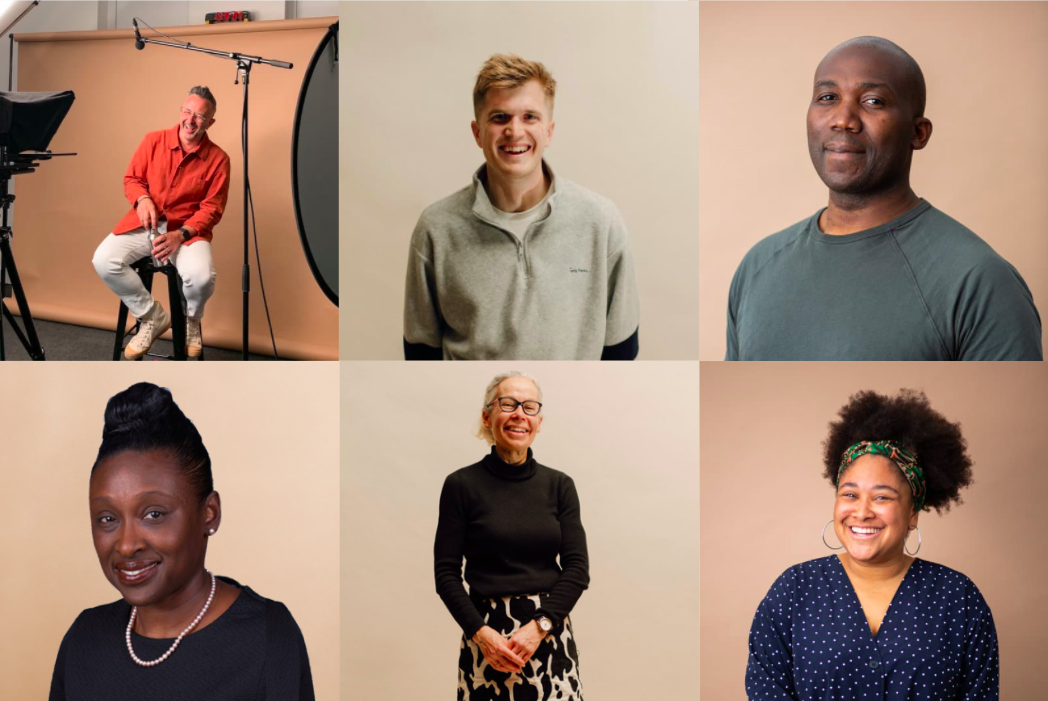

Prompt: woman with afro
xmin=745 ymin=389 xmax=998 ymax=700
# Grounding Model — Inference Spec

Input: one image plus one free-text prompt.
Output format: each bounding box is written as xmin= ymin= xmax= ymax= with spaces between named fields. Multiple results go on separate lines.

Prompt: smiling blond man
xmin=403 ymin=54 xmax=639 ymax=360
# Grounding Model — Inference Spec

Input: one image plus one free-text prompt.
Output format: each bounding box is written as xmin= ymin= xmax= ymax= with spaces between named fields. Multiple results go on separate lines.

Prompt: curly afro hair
xmin=822 ymin=389 xmax=973 ymax=514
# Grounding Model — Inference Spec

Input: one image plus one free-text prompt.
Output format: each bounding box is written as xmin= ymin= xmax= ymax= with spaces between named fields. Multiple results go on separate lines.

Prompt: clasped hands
xmin=472 ymin=620 xmax=546 ymax=674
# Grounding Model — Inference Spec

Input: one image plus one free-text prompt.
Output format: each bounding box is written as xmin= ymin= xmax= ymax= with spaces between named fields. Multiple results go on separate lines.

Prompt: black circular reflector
xmin=291 ymin=22 xmax=338 ymax=306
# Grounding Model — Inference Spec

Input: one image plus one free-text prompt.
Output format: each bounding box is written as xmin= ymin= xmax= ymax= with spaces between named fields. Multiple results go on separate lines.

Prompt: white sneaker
xmin=187 ymin=318 xmax=203 ymax=358
xmin=125 ymin=302 xmax=171 ymax=360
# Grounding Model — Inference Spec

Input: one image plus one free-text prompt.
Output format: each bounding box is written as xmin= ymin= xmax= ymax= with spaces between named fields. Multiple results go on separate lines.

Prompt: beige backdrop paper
xmin=0 ymin=363 xmax=340 ymax=699
xmin=698 ymin=2 xmax=1048 ymax=359
xmin=699 ymin=362 xmax=1048 ymax=699
xmin=340 ymin=2 xmax=700 ymax=360
xmin=11 ymin=18 xmax=338 ymax=359
xmin=342 ymin=362 xmax=700 ymax=699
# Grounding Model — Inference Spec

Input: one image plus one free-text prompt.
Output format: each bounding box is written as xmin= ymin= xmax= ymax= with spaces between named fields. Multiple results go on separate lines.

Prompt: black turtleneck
xmin=434 ymin=447 xmax=590 ymax=638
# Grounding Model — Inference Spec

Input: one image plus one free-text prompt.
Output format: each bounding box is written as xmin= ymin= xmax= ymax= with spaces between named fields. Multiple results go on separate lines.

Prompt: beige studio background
xmin=11 ymin=17 xmax=339 ymax=359
xmin=698 ymin=1 xmax=1048 ymax=359
xmin=0 ymin=363 xmax=340 ymax=699
xmin=700 ymin=362 xmax=1048 ymax=699
xmin=342 ymin=361 xmax=700 ymax=699
xmin=341 ymin=1 xmax=700 ymax=360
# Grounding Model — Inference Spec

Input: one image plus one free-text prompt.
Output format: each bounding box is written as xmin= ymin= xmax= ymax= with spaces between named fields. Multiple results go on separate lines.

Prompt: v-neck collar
xmin=832 ymin=554 xmax=918 ymax=640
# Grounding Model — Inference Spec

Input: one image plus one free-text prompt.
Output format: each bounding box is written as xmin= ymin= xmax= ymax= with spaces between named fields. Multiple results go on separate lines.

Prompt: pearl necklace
xmin=126 ymin=570 xmax=217 ymax=667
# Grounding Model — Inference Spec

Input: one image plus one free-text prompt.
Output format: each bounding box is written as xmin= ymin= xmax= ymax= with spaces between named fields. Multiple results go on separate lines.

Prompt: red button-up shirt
xmin=114 ymin=124 xmax=231 ymax=244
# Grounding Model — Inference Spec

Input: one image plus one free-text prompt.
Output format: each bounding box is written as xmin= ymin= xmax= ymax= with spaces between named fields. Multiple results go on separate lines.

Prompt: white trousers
xmin=92 ymin=223 xmax=216 ymax=319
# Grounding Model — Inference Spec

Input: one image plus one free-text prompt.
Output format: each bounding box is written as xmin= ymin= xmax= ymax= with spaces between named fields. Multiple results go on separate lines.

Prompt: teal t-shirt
xmin=726 ymin=201 xmax=1042 ymax=360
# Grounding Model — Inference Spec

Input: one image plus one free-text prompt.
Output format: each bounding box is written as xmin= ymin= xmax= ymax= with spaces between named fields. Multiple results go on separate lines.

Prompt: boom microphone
xmin=133 ymin=19 xmax=144 ymax=50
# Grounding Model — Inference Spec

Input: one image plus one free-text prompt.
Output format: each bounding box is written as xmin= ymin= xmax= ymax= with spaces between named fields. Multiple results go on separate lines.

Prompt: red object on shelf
xmin=204 ymin=11 xmax=252 ymax=24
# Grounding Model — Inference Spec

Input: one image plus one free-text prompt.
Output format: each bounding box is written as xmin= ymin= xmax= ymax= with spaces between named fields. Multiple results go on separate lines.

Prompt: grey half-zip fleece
xmin=404 ymin=163 xmax=640 ymax=360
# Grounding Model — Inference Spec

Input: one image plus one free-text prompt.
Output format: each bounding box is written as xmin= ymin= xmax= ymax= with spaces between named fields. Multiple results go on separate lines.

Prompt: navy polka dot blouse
xmin=746 ymin=556 xmax=998 ymax=700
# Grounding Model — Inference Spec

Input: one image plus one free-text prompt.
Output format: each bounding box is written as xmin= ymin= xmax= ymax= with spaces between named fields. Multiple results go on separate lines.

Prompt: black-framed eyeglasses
xmin=487 ymin=397 xmax=542 ymax=416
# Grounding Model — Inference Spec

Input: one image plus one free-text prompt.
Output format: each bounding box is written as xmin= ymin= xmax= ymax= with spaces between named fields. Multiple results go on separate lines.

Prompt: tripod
xmin=0 ymin=147 xmax=44 ymax=360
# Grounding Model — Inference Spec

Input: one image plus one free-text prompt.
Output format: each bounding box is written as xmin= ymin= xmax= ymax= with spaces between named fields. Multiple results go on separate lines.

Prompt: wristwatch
xmin=535 ymin=616 xmax=553 ymax=636
xmin=179 ymin=227 xmax=191 ymax=242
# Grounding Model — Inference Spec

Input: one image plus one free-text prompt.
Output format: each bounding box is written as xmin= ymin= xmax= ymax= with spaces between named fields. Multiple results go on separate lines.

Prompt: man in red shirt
xmin=92 ymin=86 xmax=231 ymax=359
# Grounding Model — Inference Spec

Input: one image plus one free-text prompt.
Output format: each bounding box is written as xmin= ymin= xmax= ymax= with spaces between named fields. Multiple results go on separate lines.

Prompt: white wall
xmin=0 ymin=1 xmax=338 ymax=89
xmin=1 ymin=1 xmax=99 ymax=91
xmin=288 ymin=0 xmax=337 ymax=20
xmin=116 ymin=1 xmax=288 ymax=28
xmin=115 ymin=1 xmax=337 ymax=30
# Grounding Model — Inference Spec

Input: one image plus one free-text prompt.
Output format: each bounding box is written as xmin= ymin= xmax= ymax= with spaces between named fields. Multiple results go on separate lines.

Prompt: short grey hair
xmin=474 ymin=371 xmax=544 ymax=445
xmin=188 ymin=85 xmax=217 ymax=113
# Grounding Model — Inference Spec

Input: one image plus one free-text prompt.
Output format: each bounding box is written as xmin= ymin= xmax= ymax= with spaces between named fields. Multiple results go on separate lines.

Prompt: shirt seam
xmin=887 ymin=230 xmax=952 ymax=358
xmin=739 ymin=230 xmax=805 ymax=316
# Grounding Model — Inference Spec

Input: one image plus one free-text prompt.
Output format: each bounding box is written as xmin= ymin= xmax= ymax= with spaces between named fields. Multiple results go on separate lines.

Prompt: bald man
xmin=726 ymin=37 xmax=1042 ymax=360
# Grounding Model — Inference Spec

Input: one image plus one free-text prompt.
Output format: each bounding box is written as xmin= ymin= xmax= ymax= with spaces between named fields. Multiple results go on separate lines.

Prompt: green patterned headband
xmin=837 ymin=440 xmax=926 ymax=512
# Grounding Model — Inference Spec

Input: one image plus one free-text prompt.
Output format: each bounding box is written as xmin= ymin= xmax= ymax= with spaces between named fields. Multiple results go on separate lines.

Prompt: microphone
xmin=133 ymin=19 xmax=144 ymax=50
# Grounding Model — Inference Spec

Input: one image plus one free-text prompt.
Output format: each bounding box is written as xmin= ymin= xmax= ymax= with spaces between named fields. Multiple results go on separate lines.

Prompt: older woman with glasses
xmin=434 ymin=371 xmax=589 ymax=700
xmin=745 ymin=389 xmax=998 ymax=700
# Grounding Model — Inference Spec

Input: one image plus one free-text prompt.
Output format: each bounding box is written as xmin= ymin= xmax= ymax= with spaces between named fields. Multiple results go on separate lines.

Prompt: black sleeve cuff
xmin=601 ymin=328 xmax=639 ymax=360
xmin=463 ymin=619 xmax=485 ymax=641
xmin=404 ymin=338 xmax=443 ymax=360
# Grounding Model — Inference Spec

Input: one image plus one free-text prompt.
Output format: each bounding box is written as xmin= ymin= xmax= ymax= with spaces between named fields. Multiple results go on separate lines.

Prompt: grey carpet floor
xmin=0 ymin=317 xmax=273 ymax=361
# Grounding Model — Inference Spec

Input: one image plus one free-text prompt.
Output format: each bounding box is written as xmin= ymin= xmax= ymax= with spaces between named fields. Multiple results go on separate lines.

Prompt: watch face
xmin=540 ymin=619 xmax=552 ymax=632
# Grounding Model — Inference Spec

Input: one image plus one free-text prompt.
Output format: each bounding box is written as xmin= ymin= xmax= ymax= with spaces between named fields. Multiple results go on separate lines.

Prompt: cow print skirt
xmin=457 ymin=592 xmax=583 ymax=700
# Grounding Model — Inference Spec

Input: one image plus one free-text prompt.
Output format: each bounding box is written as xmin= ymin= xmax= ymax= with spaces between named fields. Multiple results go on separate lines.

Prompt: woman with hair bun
xmin=49 ymin=382 xmax=314 ymax=700
xmin=434 ymin=371 xmax=588 ymax=700
xmin=745 ymin=389 xmax=998 ymax=700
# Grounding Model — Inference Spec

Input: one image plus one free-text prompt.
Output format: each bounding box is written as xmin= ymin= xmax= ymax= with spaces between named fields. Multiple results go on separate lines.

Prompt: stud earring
xmin=207 ymin=528 xmax=215 ymax=536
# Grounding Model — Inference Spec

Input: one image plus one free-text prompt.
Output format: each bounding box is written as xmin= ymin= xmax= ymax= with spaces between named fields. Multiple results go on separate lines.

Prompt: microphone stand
xmin=133 ymin=19 xmax=292 ymax=360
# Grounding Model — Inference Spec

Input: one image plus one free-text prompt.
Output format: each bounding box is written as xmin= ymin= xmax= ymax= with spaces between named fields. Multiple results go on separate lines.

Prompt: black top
xmin=434 ymin=447 xmax=590 ymax=638
xmin=49 ymin=577 xmax=314 ymax=701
